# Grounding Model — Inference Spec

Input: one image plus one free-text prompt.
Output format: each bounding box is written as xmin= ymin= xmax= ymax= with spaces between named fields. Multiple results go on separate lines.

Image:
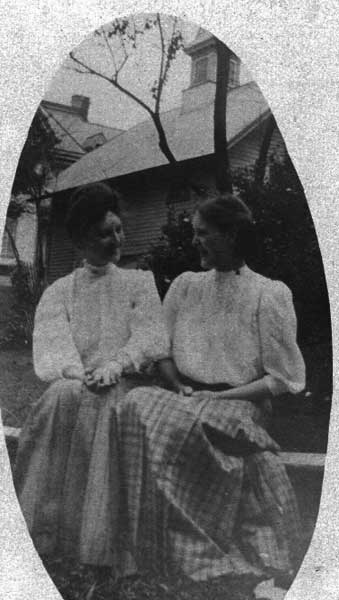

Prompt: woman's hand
xmin=62 ymin=365 xmax=85 ymax=381
xmin=176 ymin=384 xmax=194 ymax=397
xmin=192 ymin=378 xmax=273 ymax=403
xmin=85 ymin=361 xmax=122 ymax=391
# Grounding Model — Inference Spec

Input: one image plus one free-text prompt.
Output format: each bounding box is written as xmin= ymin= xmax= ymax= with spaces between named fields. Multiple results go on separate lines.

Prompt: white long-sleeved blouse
xmin=33 ymin=262 xmax=170 ymax=382
xmin=163 ymin=265 xmax=305 ymax=395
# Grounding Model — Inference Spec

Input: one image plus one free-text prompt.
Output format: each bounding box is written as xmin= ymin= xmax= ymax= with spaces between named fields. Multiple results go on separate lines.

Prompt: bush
xmin=138 ymin=206 xmax=200 ymax=299
xmin=6 ymin=262 xmax=44 ymax=345
xmin=233 ymin=158 xmax=331 ymax=348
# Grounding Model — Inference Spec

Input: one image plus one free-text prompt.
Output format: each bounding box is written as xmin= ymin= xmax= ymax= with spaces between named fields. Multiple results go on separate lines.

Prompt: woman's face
xmin=192 ymin=212 xmax=236 ymax=271
xmin=83 ymin=210 xmax=125 ymax=266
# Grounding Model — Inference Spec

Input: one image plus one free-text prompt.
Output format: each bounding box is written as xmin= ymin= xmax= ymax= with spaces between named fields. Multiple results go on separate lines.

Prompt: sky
xmin=44 ymin=15 xmax=252 ymax=132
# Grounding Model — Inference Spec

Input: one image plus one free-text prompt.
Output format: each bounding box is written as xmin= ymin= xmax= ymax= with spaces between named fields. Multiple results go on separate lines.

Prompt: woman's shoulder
xmin=42 ymin=272 xmax=75 ymax=297
xmin=172 ymin=270 xmax=205 ymax=285
xmin=116 ymin=267 xmax=158 ymax=292
xmin=170 ymin=270 xmax=206 ymax=292
xmin=118 ymin=267 xmax=153 ymax=281
xmin=247 ymin=268 xmax=292 ymax=306
xmin=36 ymin=272 xmax=76 ymax=313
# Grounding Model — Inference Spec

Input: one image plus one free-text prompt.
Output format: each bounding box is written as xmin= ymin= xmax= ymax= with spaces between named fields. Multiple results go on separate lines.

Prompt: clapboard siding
xmin=47 ymin=200 xmax=76 ymax=283
xmin=47 ymin=125 xmax=286 ymax=281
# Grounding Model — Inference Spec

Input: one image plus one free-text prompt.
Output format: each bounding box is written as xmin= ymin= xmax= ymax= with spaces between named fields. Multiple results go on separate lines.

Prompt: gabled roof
xmin=184 ymin=27 xmax=217 ymax=56
xmin=41 ymin=100 xmax=123 ymax=157
xmin=55 ymin=81 xmax=269 ymax=192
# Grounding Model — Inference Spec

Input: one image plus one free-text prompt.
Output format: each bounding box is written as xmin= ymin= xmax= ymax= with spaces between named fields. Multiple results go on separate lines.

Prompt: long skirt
xmin=14 ymin=377 xmax=139 ymax=571
xmin=117 ymin=386 xmax=302 ymax=582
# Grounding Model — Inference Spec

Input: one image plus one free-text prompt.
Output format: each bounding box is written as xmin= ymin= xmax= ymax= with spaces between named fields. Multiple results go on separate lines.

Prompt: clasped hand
xmin=85 ymin=361 xmax=122 ymax=391
xmin=62 ymin=362 xmax=122 ymax=391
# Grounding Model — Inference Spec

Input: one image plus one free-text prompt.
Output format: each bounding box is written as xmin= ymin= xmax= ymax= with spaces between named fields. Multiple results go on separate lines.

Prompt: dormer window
xmin=192 ymin=56 xmax=209 ymax=86
xmin=228 ymin=57 xmax=240 ymax=88
xmin=83 ymin=132 xmax=106 ymax=152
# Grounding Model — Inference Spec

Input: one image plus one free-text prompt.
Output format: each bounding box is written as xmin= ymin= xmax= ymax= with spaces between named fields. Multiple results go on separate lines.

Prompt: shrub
xmin=138 ymin=205 xmax=200 ymax=299
xmin=6 ymin=262 xmax=44 ymax=345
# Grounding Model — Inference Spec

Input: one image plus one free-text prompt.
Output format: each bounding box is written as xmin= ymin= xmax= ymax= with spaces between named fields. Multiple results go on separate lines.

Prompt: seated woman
xmin=14 ymin=182 xmax=169 ymax=570
xmin=118 ymin=194 xmax=306 ymax=594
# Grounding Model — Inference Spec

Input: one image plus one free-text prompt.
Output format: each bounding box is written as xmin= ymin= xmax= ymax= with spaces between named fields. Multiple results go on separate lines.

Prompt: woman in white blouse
xmin=14 ymin=182 xmax=169 ymax=569
xmin=118 ymin=194 xmax=306 ymax=595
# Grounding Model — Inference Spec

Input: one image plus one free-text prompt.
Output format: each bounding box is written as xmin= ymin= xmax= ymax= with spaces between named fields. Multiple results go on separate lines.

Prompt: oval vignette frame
xmin=0 ymin=2 xmax=338 ymax=600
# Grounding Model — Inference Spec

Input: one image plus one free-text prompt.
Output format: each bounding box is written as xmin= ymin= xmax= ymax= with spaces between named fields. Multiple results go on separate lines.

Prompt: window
xmin=228 ymin=58 xmax=240 ymax=88
xmin=1 ymin=218 xmax=17 ymax=259
xmin=192 ymin=57 xmax=209 ymax=85
xmin=84 ymin=133 xmax=106 ymax=152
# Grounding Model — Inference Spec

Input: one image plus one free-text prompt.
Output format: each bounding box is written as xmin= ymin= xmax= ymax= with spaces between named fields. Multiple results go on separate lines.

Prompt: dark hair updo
xmin=196 ymin=193 xmax=256 ymax=262
xmin=66 ymin=182 xmax=122 ymax=246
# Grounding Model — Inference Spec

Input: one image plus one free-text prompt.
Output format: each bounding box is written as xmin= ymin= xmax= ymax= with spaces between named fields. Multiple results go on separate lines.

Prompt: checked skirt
xmin=117 ymin=386 xmax=302 ymax=581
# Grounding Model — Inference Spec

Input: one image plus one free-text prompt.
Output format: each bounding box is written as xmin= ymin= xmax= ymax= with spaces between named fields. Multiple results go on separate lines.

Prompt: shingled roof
xmin=55 ymin=81 xmax=270 ymax=192
xmin=41 ymin=98 xmax=123 ymax=169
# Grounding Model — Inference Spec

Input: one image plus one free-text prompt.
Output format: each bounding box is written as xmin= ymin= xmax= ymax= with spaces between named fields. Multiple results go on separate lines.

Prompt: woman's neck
xmin=215 ymin=258 xmax=244 ymax=274
xmin=86 ymin=258 xmax=110 ymax=267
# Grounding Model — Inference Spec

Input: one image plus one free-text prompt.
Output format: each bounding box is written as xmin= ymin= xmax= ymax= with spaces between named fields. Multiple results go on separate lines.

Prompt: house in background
xmin=47 ymin=28 xmax=286 ymax=281
xmin=41 ymin=95 xmax=122 ymax=174
xmin=0 ymin=95 xmax=123 ymax=283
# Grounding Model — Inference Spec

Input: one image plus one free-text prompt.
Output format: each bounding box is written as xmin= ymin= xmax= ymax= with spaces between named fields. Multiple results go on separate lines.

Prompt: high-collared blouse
xmin=163 ymin=265 xmax=305 ymax=395
xmin=33 ymin=262 xmax=170 ymax=382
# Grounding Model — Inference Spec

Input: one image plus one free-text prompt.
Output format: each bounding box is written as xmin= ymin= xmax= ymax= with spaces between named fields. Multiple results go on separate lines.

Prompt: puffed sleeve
xmin=258 ymin=280 xmax=306 ymax=396
xmin=162 ymin=272 xmax=190 ymax=342
xmin=33 ymin=277 xmax=84 ymax=382
xmin=115 ymin=271 xmax=170 ymax=371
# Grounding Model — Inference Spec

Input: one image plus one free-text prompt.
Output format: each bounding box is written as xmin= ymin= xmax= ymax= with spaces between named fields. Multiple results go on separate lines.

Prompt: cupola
xmin=181 ymin=28 xmax=240 ymax=113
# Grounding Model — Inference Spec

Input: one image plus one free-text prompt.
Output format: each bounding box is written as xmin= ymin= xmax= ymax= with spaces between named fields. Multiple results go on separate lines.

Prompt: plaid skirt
xmin=14 ymin=380 xmax=302 ymax=582
xmin=117 ymin=386 xmax=302 ymax=581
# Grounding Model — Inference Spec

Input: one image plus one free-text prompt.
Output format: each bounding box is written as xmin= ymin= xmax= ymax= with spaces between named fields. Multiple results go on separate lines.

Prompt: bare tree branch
xmin=41 ymin=107 xmax=88 ymax=153
xmin=69 ymin=51 xmax=154 ymax=117
xmin=68 ymin=17 xmax=183 ymax=164
xmin=102 ymin=28 xmax=118 ymax=74
xmin=155 ymin=13 xmax=166 ymax=114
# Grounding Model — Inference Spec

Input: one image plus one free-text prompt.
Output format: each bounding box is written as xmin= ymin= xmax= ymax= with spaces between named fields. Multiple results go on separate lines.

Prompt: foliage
xmin=233 ymin=156 xmax=331 ymax=345
xmin=138 ymin=205 xmax=200 ymax=299
xmin=12 ymin=107 xmax=58 ymax=198
xmin=41 ymin=556 xmax=264 ymax=600
xmin=6 ymin=106 xmax=58 ymax=282
xmin=5 ymin=262 xmax=44 ymax=345
xmin=234 ymin=157 xmax=332 ymax=395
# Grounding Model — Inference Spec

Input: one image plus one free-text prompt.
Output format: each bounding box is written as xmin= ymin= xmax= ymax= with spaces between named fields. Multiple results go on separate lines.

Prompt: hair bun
xmin=65 ymin=183 xmax=122 ymax=244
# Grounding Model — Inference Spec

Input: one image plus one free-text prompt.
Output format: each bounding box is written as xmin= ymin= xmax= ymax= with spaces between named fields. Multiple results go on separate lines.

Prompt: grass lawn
xmin=40 ymin=561 xmax=267 ymax=600
xmin=0 ymin=345 xmax=48 ymax=428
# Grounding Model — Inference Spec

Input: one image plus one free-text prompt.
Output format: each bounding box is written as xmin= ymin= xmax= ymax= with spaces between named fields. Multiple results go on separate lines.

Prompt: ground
xmin=0 ymin=346 xmax=47 ymax=428
xmin=40 ymin=562 xmax=269 ymax=600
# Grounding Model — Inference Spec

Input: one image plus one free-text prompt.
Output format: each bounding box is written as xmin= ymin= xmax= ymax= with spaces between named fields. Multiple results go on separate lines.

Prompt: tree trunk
xmin=152 ymin=112 xmax=177 ymax=164
xmin=255 ymin=114 xmax=276 ymax=185
xmin=35 ymin=198 xmax=51 ymax=287
xmin=4 ymin=222 xmax=22 ymax=270
xmin=214 ymin=39 xmax=232 ymax=193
